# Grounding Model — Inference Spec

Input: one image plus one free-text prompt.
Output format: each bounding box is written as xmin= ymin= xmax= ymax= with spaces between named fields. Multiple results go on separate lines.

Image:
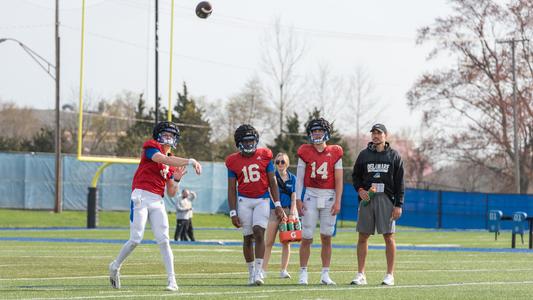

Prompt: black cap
xmin=370 ymin=123 xmax=387 ymax=134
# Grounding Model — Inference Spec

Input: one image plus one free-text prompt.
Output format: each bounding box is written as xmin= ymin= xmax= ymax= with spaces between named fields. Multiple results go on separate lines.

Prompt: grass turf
xmin=1 ymin=209 xmax=532 ymax=299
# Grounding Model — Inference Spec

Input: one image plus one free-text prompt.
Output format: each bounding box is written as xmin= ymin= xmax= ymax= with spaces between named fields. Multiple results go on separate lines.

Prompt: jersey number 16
xmin=241 ymin=164 xmax=261 ymax=183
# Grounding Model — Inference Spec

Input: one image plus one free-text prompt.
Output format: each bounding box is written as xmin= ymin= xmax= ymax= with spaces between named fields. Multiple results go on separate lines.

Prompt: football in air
xmin=195 ymin=1 xmax=212 ymax=19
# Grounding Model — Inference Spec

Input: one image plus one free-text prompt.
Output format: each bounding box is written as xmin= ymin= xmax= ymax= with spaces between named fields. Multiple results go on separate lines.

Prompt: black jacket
xmin=352 ymin=142 xmax=405 ymax=207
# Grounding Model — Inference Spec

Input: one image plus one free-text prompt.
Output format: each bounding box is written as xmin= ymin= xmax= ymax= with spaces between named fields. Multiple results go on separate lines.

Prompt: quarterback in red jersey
xmin=225 ymin=124 xmax=284 ymax=286
xmin=295 ymin=118 xmax=343 ymax=286
xmin=109 ymin=121 xmax=202 ymax=292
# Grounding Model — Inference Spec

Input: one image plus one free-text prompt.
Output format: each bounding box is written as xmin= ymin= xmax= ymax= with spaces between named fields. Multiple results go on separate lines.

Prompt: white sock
xmin=322 ymin=267 xmax=330 ymax=274
xmin=300 ymin=267 xmax=308 ymax=273
xmin=255 ymin=258 xmax=263 ymax=273
xmin=114 ymin=240 xmax=138 ymax=268
xmin=247 ymin=261 xmax=255 ymax=276
xmin=159 ymin=241 xmax=175 ymax=280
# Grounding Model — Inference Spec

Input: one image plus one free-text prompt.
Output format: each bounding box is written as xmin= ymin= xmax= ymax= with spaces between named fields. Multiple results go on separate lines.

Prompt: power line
xmin=60 ymin=24 xmax=254 ymax=71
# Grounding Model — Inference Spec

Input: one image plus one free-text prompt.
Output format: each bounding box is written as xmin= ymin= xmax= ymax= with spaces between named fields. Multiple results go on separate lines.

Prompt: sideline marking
xmin=1 ymin=236 xmax=532 ymax=253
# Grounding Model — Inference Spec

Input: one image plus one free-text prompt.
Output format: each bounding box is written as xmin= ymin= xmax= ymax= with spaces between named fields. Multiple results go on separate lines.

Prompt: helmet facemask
xmin=238 ymin=135 xmax=258 ymax=155
xmin=157 ymin=131 xmax=179 ymax=148
xmin=308 ymin=126 xmax=330 ymax=144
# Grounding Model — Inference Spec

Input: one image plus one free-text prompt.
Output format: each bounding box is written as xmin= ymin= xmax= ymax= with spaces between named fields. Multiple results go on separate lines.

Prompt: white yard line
xmin=2 ymin=268 xmax=533 ymax=282
xmin=4 ymin=280 xmax=533 ymax=300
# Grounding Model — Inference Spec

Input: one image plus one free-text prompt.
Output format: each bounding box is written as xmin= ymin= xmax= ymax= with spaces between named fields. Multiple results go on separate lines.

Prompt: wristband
xmin=229 ymin=210 xmax=237 ymax=217
xmin=188 ymin=158 xmax=194 ymax=166
xmin=174 ymin=178 xmax=180 ymax=183
xmin=274 ymin=201 xmax=282 ymax=208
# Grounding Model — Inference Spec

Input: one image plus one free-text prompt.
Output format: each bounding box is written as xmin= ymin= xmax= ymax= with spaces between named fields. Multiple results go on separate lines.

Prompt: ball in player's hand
xmin=195 ymin=1 xmax=212 ymax=19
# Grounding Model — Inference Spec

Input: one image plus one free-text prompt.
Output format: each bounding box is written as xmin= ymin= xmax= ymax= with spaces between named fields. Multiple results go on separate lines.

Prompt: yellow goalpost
xmin=77 ymin=0 xmax=177 ymax=227
xmin=76 ymin=0 xmax=176 ymax=165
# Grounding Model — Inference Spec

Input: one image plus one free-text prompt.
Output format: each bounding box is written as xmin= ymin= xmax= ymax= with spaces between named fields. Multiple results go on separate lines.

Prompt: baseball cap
xmin=370 ymin=123 xmax=387 ymax=134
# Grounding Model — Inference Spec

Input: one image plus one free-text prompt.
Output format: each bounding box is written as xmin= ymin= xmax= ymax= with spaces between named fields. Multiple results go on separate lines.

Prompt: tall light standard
xmin=497 ymin=38 xmax=526 ymax=194
xmin=0 ymin=37 xmax=62 ymax=211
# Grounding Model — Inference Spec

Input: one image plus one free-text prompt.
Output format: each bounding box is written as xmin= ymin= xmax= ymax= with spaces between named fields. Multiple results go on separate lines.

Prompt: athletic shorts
xmin=356 ymin=193 xmax=396 ymax=235
xmin=300 ymin=191 xmax=337 ymax=239
xmin=237 ymin=196 xmax=270 ymax=236
xmin=268 ymin=207 xmax=291 ymax=222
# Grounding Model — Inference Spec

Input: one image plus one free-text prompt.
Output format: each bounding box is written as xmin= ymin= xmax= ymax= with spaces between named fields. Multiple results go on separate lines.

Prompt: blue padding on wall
xmin=0 ymin=152 xmax=532 ymax=230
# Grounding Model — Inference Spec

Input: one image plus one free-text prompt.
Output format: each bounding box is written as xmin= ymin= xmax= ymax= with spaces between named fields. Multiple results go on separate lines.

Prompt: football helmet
xmin=305 ymin=118 xmax=331 ymax=144
xmin=152 ymin=121 xmax=180 ymax=148
xmin=234 ymin=124 xmax=259 ymax=154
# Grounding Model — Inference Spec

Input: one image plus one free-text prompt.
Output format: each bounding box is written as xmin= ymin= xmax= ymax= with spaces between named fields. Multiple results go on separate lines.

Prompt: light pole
xmin=497 ymin=38 xmax=526 ymax=194
xmin=0 ymin=37 xmax=62 ymax=211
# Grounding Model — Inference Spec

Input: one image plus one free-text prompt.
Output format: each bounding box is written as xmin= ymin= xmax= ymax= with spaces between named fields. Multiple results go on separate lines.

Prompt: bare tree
xmin=407 ymin=0 xmax=533 ymax=193
xmin=307 ymin=63 xmax=343 ymax=121
xmin=343 ymin=66 xmax=381 ymax=152
xmin=261 ymin=17 xmax=306 ymax=135
xmin=0 ymin=101 xmax=41 ymax=140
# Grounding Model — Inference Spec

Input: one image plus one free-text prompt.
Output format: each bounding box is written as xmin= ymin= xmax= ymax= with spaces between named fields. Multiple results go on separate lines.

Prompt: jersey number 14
xmin=310 ymin=161 xmax=328 ymax=179
xmin=241 ymin=164 xmax=261 ymax=183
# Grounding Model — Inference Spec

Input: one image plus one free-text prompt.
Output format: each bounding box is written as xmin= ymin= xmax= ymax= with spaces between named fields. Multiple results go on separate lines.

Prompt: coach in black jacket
xmin=350 ymin=123 xmax=404 ymax=286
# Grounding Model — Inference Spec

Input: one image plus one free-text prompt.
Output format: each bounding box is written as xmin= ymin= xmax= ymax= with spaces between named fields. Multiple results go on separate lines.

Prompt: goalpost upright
xmin=77 ymin=0 xmax=177 ymax=227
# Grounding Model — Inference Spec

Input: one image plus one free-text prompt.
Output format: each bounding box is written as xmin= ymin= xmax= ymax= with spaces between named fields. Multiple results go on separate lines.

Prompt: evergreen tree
xmin=172 ymin=82 xmax=213 ymax=161
xmin=115 ymin=94 xmax=153 ymax=158
xmin=268 ymin=112 xmax=305 ymax=165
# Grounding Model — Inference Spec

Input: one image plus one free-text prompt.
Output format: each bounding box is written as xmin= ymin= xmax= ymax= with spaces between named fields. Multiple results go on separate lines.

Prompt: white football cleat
xmin=298 ymin=269 xmax=308 ymax=285
xmin=260 ymin=269 xmax=266 ymax=279
xmin=350 ymin=272 xmax=367 ymax=285
xmin=253 ymin=271 xmax=264 ymax=286
xmin=279 ymin=269 xmax=291 ymax=279
xmin=108 ymin=261 xmax=121 ymax=289
xmin=166 ymin=278 xmax=179 ymax=292
xmin=382 ymin=273 xmax=394 ymax=286
xmin=320 ymin=272 xmax=336 ymax=285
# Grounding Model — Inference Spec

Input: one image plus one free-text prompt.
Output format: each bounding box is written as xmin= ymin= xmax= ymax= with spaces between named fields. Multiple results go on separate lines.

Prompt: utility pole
xmin=54 ymin=0 xmax=62 ymax=212
xmin=154 ymin=0 xmax=159 ymax=124
xmin=497 ymin=38 xmax=526 ymax=194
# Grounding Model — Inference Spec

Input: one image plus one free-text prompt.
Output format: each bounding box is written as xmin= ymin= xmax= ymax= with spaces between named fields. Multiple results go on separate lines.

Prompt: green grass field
xmin=1 ymin=209 xmax=532 ymax=299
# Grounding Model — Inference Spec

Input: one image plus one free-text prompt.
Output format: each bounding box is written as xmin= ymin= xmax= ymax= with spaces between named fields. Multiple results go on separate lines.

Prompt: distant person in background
xmin=262 ymin=152 xmax=297 ymax=279
xmin=351 ymin=123 xmax=405 ymax=286
xmin=174 ymin=188 xmax=197 ymax=241
xmin=108 ymin=121 xmax=202 ymax=292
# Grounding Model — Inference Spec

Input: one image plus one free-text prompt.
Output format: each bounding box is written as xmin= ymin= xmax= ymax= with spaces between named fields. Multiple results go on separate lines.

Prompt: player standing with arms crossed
xmin=108 ymin=121 xmax=202 ymax=292
xmin=226 ymin=124 xmax=284 ymax=286
xmin=296 ymin=118 xmax=343 ymax=285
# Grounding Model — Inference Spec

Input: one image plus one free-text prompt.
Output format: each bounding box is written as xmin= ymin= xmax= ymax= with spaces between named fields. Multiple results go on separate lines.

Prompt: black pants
xmin=174 ymin=219 xmax=195 ymax=241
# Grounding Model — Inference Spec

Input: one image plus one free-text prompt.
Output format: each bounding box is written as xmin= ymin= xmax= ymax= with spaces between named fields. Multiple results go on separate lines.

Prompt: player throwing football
xmin=225 ymin=124 xmax=284 ymax=286
xmin=295 ymin=118 xmax=343 ymax=285
xmin=108 ymin=121 xmax=202 ymax=292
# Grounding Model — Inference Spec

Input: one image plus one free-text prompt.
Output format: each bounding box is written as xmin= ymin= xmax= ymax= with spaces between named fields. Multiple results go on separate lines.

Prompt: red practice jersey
xmin=225 ymin=148 xmax=273 ymax=198
xmin=131 ymin=139 xmax=175 ymax=196
xmin=297 ymin=144 xmax=343 ymax=189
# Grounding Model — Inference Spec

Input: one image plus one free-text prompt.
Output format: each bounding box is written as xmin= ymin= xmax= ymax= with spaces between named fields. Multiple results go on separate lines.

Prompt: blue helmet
xmin=152 ymin=121 xmax=180 ymax=148
xmin=305 ymin=118 xmax=331 ymax=144
xmin=234 ymin=124 xmax=259 ymax=155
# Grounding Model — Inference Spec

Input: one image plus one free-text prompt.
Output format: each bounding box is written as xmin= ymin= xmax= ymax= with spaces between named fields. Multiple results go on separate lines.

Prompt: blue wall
xmin=338 ymin=186 xmax=533 ymax=230
xmin=0 ymin=152 xmax=531 ymax=229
